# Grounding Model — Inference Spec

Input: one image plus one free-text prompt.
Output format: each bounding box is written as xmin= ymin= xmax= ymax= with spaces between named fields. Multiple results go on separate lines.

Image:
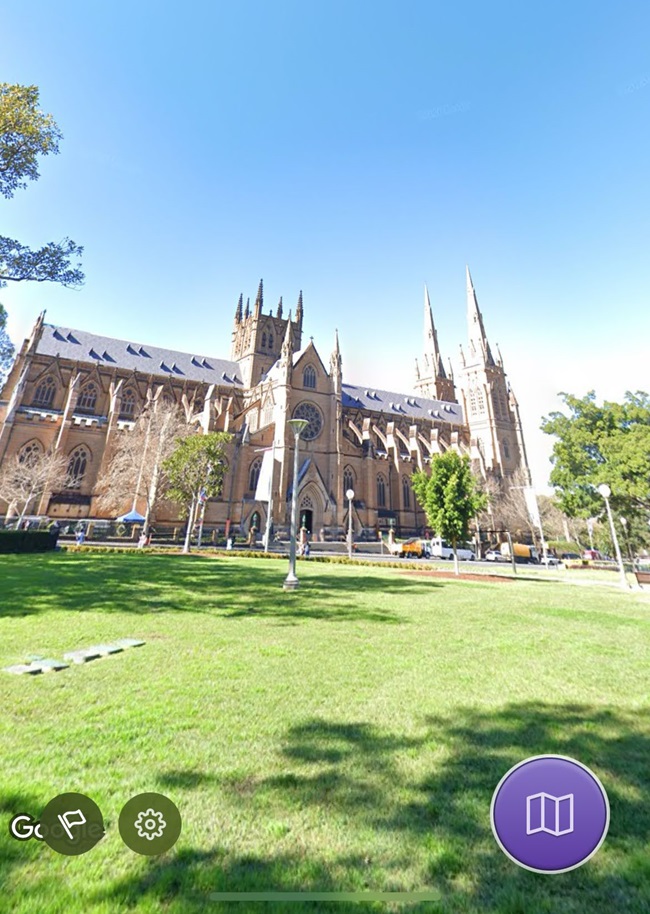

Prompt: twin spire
xmin=417 ymin=267 xmax=497 ymax=400
xmin=423 ymin=267 xmax=497 ymax=374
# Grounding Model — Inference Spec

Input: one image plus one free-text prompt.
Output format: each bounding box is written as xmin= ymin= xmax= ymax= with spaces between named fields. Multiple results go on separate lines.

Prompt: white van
xmin=430 ymin=538 xmax=475 ymax=561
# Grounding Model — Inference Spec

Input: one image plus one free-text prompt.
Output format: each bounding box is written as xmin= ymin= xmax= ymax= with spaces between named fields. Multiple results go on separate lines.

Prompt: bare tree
xmin=97 ymin=400 xmax=192 ymax=533
xmin=502 ymin=470 xmax=538 ymax=540
xmin=481 ymin=468 xmax=537 ymax=541
xmin=0 ymin=446 xmax=67 ymax=525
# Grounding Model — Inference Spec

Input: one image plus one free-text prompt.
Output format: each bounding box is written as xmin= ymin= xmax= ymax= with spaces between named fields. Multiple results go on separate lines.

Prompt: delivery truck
xmin=500 ymin=541 xmax=538 ymax=564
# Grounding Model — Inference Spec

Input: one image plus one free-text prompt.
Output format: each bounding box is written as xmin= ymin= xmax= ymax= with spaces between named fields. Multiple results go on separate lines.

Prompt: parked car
xmin=485 ymin=549 xmax=507 ymax=562
xmin=430 ymin=538 xmax=475 ymax=561
xmin=560 ymin=552 xmax=581 ymax=561
xmin=539 ymin=554 xmax=560 ymax=566
xmin=583 ymin=549 xmax=604 ymax=561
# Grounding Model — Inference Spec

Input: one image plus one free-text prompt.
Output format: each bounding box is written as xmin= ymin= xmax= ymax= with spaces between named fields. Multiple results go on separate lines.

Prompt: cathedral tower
xmin=459 ymin=266 xmax=531 ymax=482
xmin=414 ymin=285 xmax=456 ymax=402
xmin=231 ymin=280 xmax=303 ymax=387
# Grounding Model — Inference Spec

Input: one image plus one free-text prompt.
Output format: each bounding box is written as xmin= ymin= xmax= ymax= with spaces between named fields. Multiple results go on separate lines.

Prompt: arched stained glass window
xmin=77 ymin=383 xmax=98 ymax=413
xmin=343 ymin=466 xmax=354 ymax=495
xmin=377 ymin=474 xmax=386 ymax=508
xmin=19 ymin=440 xmax=43 ymax=467
xmin=120 ymin=388 xmax=136 ymax=418
xmin=248 ymin=458 xmax=262 ymax=492
xmin=303 ymin=365 xmax=316 ymax=389
xmin=66 ymin=445 xmax=90 ymax=489
xmin=402 ymin=476 xmax=411 ymax=509
xmin=469 ymin=389 xmax=478 ymax=415
xmin=32 ymin=377 xmax=56 ymax=408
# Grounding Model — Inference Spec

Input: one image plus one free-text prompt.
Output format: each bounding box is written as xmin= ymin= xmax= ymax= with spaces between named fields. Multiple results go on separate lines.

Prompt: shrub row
xmin=57 ymin=544 xmax=426 ymax=571
xmin=0 ymin=530 xmax=59 ymax=554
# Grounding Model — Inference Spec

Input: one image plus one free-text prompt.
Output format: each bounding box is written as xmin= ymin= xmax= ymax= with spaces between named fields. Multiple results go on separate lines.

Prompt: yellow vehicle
xmin=500 ymin=541 xmax=538 ymax=564
xmin=398 ymin=538 xmax=430 ymax=558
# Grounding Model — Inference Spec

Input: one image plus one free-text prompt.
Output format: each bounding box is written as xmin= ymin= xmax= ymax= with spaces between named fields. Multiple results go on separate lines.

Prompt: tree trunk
xmin=182 ymin=494 xmax=197 ymax=554
xmin=144 ymin=456 xmax=161 ymax=536
xmin=17 ymin=487 xmax=37 ymax=526
xmin=452 ymin=537 xmax=460 ymax=576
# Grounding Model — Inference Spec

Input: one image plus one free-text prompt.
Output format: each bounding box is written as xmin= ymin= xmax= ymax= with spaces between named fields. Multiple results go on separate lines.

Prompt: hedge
xmin=57 ymin=544 xmax=431 ymax=571
xmin=0 ymin=530 xmax=59 ymax=554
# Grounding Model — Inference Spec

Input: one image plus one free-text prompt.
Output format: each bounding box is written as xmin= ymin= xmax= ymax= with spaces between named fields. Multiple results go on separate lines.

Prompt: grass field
xmin=1 ymin=552 xmax=649 ymax=914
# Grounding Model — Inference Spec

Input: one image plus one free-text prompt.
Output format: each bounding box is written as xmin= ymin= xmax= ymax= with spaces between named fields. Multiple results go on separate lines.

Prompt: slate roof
xmin=36 ymin=324 xmax=244 ymax=387
xmin=33 ymin=324 xmax=463 ymax=422
xmin=342 ymin=383 xmax=464 ymax=424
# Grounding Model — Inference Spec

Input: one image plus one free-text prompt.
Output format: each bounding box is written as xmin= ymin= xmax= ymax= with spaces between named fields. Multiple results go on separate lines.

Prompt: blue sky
xmin=3 ymin=1 xmax=650 ymax=490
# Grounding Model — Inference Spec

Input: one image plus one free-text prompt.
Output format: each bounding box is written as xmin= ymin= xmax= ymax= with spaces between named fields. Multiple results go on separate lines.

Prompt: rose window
xmin=292 ymin=402 xmax=323 ymax=440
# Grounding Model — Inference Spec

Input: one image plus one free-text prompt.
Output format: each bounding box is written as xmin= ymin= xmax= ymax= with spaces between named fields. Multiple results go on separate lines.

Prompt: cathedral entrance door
xmin=300 ymin=509 xmax=313 ymax=535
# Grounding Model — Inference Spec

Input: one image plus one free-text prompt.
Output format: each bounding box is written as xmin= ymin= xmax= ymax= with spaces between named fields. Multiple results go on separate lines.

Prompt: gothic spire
xmin=254 ymin=279 xmax=263 ymax=317
xmin=330 ymin=328 xmax=342 ymax=392
xmin=424 ymin=284 xmax=447 ymax=379
xmin=235 ymin=293 xmax=243 ymax=323
xmin=466 ymin=265 xmax=494 ymax=366
xmin=330 ymin=327 xmax=342 ymax=369
xmin=276 ymin=296 xmax=283 ymax=319
xmin=245 ymin=297 xmax=250 ymax=319
xmin=296 ymin=290 xmax=303 ymax=325
xmin=281 ymin=311 xmax=294 ymax=359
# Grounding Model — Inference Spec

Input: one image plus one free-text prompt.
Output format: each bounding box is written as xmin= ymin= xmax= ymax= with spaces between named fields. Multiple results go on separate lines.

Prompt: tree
xmin=163 ymin=432 xmax=231 ymax=553
xmin=0 ymin=302 xmax=14 ymax=386
xmin=0 ymin=83 xmax=83 ymax=288
xmin=0 ymin=446 xmax=67 ymax=525
xmin=541 ymin=391 xmax=650 ymax=524
xmin=96 ymin=400 xmax=192 ymax=534
xmin=412 ymin=450 xmax=487 ymax=575
xmin=483 ymin=467 xmax=537 ymax=542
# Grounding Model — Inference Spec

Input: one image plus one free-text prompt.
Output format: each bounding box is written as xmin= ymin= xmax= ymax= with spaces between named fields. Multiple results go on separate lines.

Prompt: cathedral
xmin=0 ymin=268 xmax=531 ymax=538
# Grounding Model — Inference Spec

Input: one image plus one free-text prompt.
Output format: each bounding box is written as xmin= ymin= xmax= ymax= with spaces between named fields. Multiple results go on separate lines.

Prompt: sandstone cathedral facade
xmin=0 ymin=268 xmax=530 ymax=538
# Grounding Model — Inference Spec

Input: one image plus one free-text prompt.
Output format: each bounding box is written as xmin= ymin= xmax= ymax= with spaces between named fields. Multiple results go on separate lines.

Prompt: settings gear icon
xmin=134 ymin=807 xmax=167 ymax=841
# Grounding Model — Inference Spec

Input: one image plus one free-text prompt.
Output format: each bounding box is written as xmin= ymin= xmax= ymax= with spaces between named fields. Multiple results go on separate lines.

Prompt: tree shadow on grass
xmin=94 ymin=847 xmax=395 ymax=914
xmin=83 ymin=703 xmax=650 ymax=913
xmin=0 ymin=554 xmax=435 ymax=623
xmin=0 ymin=787 xmax=69 ymax=910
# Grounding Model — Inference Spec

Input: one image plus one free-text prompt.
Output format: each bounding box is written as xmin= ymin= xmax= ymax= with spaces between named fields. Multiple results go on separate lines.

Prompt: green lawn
xmin=1 ymin=553 xmax=649 ymax=914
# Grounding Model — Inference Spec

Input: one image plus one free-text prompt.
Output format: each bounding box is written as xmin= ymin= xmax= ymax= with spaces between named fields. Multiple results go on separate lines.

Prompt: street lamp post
xmin=346 ymin=488 xmax=355 ymax=559
xmin=620 ymin=516 xmax=633 ymax=564
xmin=597 ymin=484 xmax=628 ymax=590
xmin=283 ymin=418 xmax=308 ymax=590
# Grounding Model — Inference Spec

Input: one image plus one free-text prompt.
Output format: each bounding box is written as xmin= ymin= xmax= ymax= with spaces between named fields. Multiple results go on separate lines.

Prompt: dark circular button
xmin=119 ymin=792 xmax=181 ymax=855
xmin=40 ymin=792 xmax=105 ymax=856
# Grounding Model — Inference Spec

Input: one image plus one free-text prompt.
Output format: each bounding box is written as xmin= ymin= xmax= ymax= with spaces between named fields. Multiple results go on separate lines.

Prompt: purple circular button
xmin=491 ymin=755 xmax=609 ymax=873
